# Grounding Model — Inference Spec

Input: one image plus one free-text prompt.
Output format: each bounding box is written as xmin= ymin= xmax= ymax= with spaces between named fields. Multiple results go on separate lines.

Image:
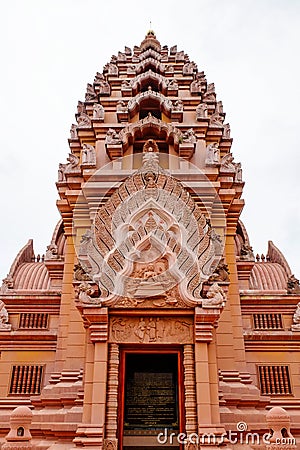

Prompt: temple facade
xmin=0 ymin=32 xmax=300 ymax=450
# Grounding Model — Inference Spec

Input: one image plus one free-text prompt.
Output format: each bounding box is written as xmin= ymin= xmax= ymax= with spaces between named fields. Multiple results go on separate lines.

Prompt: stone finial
xmin=2 ymin=406 xmax=33 ymax=449
xmin=287 ymin=274 xmax=300 ymax=294
xmin=202 ymin=283 xmax=226 ymax=308
xmin=0 ymin=300 xmax=11 ymax=331
xmin=266 ymin=407 xmax=296 ymax=449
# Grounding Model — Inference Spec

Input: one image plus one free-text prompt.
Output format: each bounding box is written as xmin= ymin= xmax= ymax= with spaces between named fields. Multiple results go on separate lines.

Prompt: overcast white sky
xmin=0 ymin=0 xmax=299 ymax=280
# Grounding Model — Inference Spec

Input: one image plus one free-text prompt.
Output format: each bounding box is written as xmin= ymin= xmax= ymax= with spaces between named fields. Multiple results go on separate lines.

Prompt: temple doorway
xmin=120 ymin=349 xmax=183 ymax=449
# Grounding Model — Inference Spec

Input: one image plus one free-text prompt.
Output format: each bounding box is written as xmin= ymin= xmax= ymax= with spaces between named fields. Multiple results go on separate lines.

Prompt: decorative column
xmin=194 ymin=306 xmax=227 ymax=442
xmin=184 ymin=345 xmax=198 ymax=450
xmin=183 ymin=345 xmax=198 ymax=434
xmin=73 ymin=307 xmax=109 ymax=449
xmin=103 ymin=343 xmax=119 ymax=450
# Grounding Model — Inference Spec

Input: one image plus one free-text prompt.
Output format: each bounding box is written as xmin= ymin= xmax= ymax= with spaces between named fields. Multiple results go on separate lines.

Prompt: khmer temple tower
xmin=0 ymin=32 xmax=300 ymax=450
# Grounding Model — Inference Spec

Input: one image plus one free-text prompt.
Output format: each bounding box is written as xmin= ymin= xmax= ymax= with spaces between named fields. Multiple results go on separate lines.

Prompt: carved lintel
xmin=110 ymin=316 xmax=193 ymax=344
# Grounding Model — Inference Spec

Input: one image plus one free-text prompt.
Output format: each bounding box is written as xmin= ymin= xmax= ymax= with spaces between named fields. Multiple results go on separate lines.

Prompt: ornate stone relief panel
xmin=109 ymin=316 xmax=194 ymax=344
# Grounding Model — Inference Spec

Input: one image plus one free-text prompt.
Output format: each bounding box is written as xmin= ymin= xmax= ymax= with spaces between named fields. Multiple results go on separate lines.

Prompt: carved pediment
xmin=78 ymin=148 xmax=224 ymax=308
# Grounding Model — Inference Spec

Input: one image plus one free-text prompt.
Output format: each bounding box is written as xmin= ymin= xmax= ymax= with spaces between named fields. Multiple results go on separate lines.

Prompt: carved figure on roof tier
xmin=292 ymin=302 xmax=300 ymax=331
xmin=235 ymin=162 xmax=243 ymax=182
xmin=65 ymin=153 xmax=80 ymax=173
xmin=45 ymin=243 xmax=59 ymax=260
xmin=183 ymin=62 xmax=197 ymax=75
xmin=127 ymin=65 xmax=136 ymax=75
xmin=182 ymin=128 xmax=196 ymax=144
xmin=85 ymin=83 xmax=97 ymax=101
xmin=58 ymin=163 xmax=67 ymax=182
xmin=168 ymin=78 xmax=178 ymax=88
xmin=240 ymin=244 xmax=255 ymax=261
xmin=205 ymin=142 xmax=220 ymax=165
xmin=165 ymin=65 xmax=174 ymax=73
xmin=1 ymin=275 xmax=14 ymax=291
xmin=98 ymin=80 xmax=111 ymax=95
xmin=75 ymin=282 xmax=101 ymax=305
xmin=77 ymin=101 xmax=85 ymax=115
xmin=208 ymin=258 xmax=230 ymax=283
xmin=105 ymin=128 xmax=122 ymax=145
xmin=116 ymin=100 xmax=128 ymax=112
xmin=93 ymin=103 xmax=104 ymax=119
xmin=196 ymin=103 xmax=208 ymax=119
xmin=104 ymin=62 xmax=118 ymax=76
xmin=287 ymin=275 xmax=300 ymax=294
xmin=223 ymin=123 xmax=231 ymax=138
xmin=220 ymin=153 xmax=235 ymax=172
xmin=0 ymin=301 xmax=11 ymax=330
xmin=173 ymin=99 xmax=183 ymax=112
xmin=82 ymin=144 xmax=96 ymax=166
xmin=94 ymin=72 xmax=105 ymax=83
xmin=190 ymin=79 xmax=203 ymax=95
xmin=70 ymin=124 xmax=78 ymax=139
